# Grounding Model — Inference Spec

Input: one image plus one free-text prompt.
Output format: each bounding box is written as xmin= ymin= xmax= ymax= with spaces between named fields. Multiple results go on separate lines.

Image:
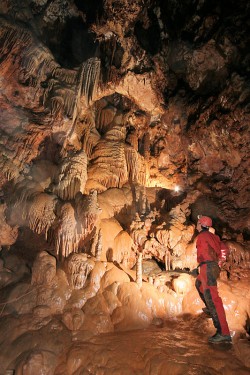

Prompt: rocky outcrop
xmin=0 ymin=1 xmax=250 ymax=373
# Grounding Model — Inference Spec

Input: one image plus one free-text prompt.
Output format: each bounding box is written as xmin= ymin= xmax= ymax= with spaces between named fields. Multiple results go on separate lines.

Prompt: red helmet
xmin=198 ymin=215 xmax=212 ymax=227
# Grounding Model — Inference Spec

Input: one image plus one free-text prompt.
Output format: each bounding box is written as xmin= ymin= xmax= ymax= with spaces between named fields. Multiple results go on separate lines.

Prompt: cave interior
xmin=0 ymin=0 xmax=249 ymax=374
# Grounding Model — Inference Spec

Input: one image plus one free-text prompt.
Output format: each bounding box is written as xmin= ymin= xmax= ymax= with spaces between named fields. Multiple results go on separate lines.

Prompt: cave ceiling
xmin=0 ymin=0 xmax=249 ymax=247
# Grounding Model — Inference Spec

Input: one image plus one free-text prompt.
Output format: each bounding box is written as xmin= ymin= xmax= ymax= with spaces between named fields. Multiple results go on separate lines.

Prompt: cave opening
xmin=45 ymin=16 xmax=99 ymax=68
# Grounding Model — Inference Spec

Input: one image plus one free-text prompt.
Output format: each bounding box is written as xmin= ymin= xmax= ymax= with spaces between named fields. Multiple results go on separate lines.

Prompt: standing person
xmin=195 ymin=215 xmax=231 ymax=343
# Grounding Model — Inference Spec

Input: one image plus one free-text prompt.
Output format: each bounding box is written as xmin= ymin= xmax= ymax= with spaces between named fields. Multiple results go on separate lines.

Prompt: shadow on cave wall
xmin=157 ymin=189 xmax=187 ymax=214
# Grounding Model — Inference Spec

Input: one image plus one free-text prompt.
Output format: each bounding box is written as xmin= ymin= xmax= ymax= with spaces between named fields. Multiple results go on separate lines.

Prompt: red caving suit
xmin=195 ymin=229 xmax=230 ymax=335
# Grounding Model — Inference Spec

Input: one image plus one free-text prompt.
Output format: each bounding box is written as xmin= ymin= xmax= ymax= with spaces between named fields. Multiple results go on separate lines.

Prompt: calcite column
xmin=136 ymin=252 xmax=143 ymax=288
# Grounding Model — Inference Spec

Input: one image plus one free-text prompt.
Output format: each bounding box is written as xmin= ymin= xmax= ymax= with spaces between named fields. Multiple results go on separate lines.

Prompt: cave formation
xmin=0 ymin=0 xmax=249 ymax=374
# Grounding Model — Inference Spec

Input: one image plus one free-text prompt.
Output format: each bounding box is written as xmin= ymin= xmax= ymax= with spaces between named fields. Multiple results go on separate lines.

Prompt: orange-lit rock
xmin=0 ymin=204 xmax=18 ymax=247
xmin=0 ymin=0 xmax=250 ymax=373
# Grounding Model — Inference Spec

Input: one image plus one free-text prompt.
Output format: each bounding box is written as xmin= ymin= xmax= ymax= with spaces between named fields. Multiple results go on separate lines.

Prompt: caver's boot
xmin=208 ymin=332 xmax=232 ymax=344
xmin=202 ymin=307 xmax=212 ymax=317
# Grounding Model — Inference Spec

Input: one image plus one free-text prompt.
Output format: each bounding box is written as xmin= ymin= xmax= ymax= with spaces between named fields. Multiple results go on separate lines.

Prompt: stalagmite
xmin=165 ymin=249 xmax=171 ymax=271
xmin=136 ymin=252 xmax=143 ymax=288
xmin=64 ymin=253 xmax=95 ymax=290
xmin=96 ymin=228 xmax=103 ymax=261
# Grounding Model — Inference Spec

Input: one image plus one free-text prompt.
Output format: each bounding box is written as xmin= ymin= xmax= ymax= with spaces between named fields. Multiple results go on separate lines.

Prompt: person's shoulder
xmin=207 ymin=230 xmax=219 ymax=238
xmin=199 ymin=230 xmax=217 ymax=239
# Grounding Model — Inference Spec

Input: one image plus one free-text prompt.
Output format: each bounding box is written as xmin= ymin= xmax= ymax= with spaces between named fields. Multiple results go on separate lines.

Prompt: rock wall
xmin=0 ymin=0 xmax=250 ymax=373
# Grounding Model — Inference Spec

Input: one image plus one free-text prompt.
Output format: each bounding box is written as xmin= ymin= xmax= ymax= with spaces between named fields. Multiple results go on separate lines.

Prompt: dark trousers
xmin=195 ymin=262 xmax=230 ymax=335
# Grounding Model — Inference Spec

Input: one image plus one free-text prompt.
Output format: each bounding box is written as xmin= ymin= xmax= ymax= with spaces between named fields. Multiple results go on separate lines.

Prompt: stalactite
xmin=75 ymin=191 xmax=101 ymax=239
xmin=50 ymin=87 xmax=77 ymax=118
xmin=124 ymin=146 xmax=149 ymax=185
xmin=42 ymin=79 xmax=58 ymax=106
xmin=45 ymin=191 xmax=101 ymax=261
xmin=54 ymin=203 xmax=79 ymax=260
xmin=0 ymin=157 xmax=20 ymax=181
xmin=89 ymin=139 xmax=128 ymax=189
xmin=7 ymin=178 xmax=45 ymax=227
xmin=228 ymin=242 xmax=249 ymax=267
xmin=50 ymin=96 xmax=64 ymax=117
xmin=124 ymin=146 xmax=139 ymax=182
xmin=142 ymin=133 xmax=150 ymax=160
xmin=82 ymin=126 xmax=101 ymax=158
xmin=96 ymin=105 xmax=117 ymax=132
xmin=52 ymin=67 xmax=78 ymax=85
xmin=53 ymin=150 xmax=88 ymax=201
xmin=156 ymin=229 xmax=169 ymax=247
xmin=12 ymin=127 xmax=51 ymax=167
xmin=20 ymin=46 xmax=56 ymax=85
xmin=13 ymin=179 xmax=44 ymax=207
xmin=28 ymin=193 xmax=57 ymax=239
xmin=0 ymin=20 xmax=31 ymax=57
xmin=80 ymin=57 xmax=101 ymax=105
xmin=78 ymin=110 xmax=99 ymax=157
xmin=0 ymin=19 xmax=58 ymax=96
xmin=112 ymin=142 xmax=128 ymax=187
xmin=63 ymin=89 xmax=77 ymax=118
xmin=68 ymin=57 xmax=101 ymax=140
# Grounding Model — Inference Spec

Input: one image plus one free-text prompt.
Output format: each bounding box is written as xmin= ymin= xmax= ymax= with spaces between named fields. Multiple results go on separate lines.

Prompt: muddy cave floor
xmin=1 ymin=291 xmax=250 ymax=374
xmin=1 ymin=246 xmax=250 ymax=374
xmin=54 ymin=315 xmax=249 ymax=374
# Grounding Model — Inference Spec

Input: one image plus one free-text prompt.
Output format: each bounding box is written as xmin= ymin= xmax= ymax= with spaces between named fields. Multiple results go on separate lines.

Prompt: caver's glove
xmin=189 ymin=268 xmax=199 ymax=277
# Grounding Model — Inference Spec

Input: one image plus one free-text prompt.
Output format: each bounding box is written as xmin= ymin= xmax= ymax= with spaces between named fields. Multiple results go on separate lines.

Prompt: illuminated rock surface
xmin=0 ymin=0 xmax=249 ymax=373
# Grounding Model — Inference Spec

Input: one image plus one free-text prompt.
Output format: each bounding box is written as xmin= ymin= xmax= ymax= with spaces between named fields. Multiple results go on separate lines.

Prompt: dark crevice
xmin=99 ymin=38 xmax=124 ymax=83
xmin=44 ymin=17 xmax=99 ymax=68
xmin=134 ymin=8 xmax=161 ymax=56
xmin=74 ymin=0 xmax=104 ymax=25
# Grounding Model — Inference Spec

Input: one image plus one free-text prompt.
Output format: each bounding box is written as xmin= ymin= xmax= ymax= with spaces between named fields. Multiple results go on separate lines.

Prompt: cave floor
xmin=55 ymin=314 xmax=250 ymax=375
